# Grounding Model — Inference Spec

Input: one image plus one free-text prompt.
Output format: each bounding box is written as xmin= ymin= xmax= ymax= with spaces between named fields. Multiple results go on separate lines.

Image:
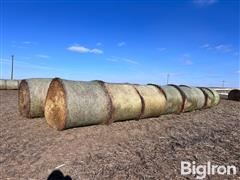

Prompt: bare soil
xmin=0 ymin=90 xmax=239 ymax=180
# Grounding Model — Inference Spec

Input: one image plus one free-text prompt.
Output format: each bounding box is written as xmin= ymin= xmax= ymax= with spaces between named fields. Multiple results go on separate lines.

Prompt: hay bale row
xmin=0 ymin=79 xmax=20 ymax=90
xmin=42 ymin=78 xmax=220 ymax=130
xmin=18 ymin=78 xmax=220 ymax=130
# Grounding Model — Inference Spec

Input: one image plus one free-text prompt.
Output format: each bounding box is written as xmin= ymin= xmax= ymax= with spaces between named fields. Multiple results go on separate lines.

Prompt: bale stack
xmin=18 ymin=78 xmax=52 ymax=118
xmin=43 ymin=78 xmax=220 ymax=130
xmin=0 ymin=79 xmax=20 ymax=90
xmin=228 ymin=89 xmax=240 ymax=101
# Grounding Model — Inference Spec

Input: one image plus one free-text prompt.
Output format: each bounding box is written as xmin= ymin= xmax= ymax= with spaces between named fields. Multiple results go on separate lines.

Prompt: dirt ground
xmin=0 ymin=90 xmax=239 ymax=180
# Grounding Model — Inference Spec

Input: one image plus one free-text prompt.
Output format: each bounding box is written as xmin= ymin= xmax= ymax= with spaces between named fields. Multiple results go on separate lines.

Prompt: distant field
xmin=0 ymin=90 xmax=239 ymax=179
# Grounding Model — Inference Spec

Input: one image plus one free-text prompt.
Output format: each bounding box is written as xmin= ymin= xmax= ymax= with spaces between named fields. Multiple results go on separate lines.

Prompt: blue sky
xmin=0 ymin=0 xmax=239 ymax=87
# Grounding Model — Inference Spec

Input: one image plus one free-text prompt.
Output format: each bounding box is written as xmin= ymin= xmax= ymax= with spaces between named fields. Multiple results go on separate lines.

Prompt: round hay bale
xmin=161 ymin=85 xmax=184 ymax=114
xmin=179 ymin=86 xmax=205 ymax=112
xmin=199 ymin=87 xmax=215 ymax=108
xmin=6 ymin=80 xmax=19 ymax=90
xmin=18 ymin=78 xmax=52 ymax=118
xmin=135 ymin=84 xmax=167 ymax=118
xmin=0 ymin=79 xmax=6 ymax=89
xmin=228 ymin=89 xmax=240 ymax=101
xmin=104 ymin=83 xmax=142 ymax=123
xmin=210 ymin=88 xmax=220 ymax=105
xmin=45 ymin=78 xmax=112 ymax=130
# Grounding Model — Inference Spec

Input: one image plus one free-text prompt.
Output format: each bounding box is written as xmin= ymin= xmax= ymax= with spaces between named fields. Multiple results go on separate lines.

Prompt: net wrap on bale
xmin=18 ymin=78 xmax=52 ymax=118
xmin=44 ymin=78 xmax=221 ymax=130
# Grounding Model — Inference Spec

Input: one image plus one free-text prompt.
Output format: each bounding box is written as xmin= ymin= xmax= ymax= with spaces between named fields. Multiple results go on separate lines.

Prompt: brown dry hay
xmin=45 ymin=78 xmax=67 ymax=130
xmin=18 ymin=80 xmax=30 ymax=117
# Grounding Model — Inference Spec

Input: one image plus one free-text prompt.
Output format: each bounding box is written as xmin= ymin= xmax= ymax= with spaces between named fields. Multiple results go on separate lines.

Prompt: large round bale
xmin=210 ymin=88 xmax=220 ymax=105
xmin=228 ymin=89 xmax=240 ymax=101
xmin=134 ymin=84 xmax=167 ymax=118
xmin=104 ymin=83 xmax=142 ymax=123
xmin=6 ymin=80 xmax=19 ymax=90
xmin=161 ymin=85 xmax=184 ymax=114
xmin=199 ymin=87 xmax=215 ymax=108
xmin=18 ymin=78 xmax=52 ymax=118
xmin=0 ymin=79 xmax=6 ymax=89
xmin=179 ymin=85 xmax=205 ymax=112
xmin=45 ymin=78 xmax=112 ymax=130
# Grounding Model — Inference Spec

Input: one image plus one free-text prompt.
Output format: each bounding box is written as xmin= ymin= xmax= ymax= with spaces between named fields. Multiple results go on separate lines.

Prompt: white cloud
xmin=96 ymin=42 xmax=102 ymax=46
xmin=22 ymin=41 xmax=32 ymax=44
xmin=68 ymin=45 xmax=103 ymax=54
xmin=36 ymin=54 xmax=50 ymax=59
xmin=201 ymin=43 xmax=234 ymax=53
xmin=157 ymin=48 xmax=166 ymax=52
xmin=117 ymin=41 xmax=126 ymax=47
xmin=236 ymin=70 xmax=240 ymax=74
xmin=106 ymin=56 xmax=139 ymax=64
xmin=122 ymin=58 xmax=139 ymax=64
xmin=193 ymin=0 xmax=217 ymax=6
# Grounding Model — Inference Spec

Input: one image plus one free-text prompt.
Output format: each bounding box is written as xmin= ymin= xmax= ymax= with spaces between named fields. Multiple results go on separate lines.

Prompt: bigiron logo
xmin=181 ymin=161 xmax=238 ymax=179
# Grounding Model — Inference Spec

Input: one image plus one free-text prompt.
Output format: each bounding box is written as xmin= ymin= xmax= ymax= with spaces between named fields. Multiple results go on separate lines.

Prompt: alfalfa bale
xmin=228 ymin=89 xmax=240 ymax=101
xmin=18 ymin=78 xmax=52 ymax=118
xmin=45 ymin=78 xmax=112 ymax=130
xmin=161 ymin=85 xmax=184 ymax=114
xmin=104 ymin=83 xmax=142 ymax=123
xmin=179 ymin=85 xmax=205 ymax=112
xmin=134 ymin=84 xmax=167 ymax=118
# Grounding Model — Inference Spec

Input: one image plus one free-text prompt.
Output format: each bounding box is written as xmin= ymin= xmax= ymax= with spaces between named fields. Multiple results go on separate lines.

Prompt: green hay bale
xmin=179 ymin=86 xmax=205 ymax=112
xmin=134 ymin=84 xmax=167 ymax=118
xmin=104 ymin=83 xmax=142 ymax=123
xmin=18 ymin=78 xmax=52 ymax=118
xmin=161 ymin=85 xmax=184 ymax=114
xmin=199 ymin=87 xmax=215 ymax=108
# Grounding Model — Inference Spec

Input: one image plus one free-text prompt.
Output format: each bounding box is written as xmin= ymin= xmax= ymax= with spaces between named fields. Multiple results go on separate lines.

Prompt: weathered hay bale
xmin=210 ymin=88 xmax=220 ymax=105
xmin=6 ymin=80 xmax=19 ymax=89
xmin=18 ymin=78 xmax=52 ymax=118
xmin=161 ymin=85 xmax=184 ymax=114
xmin=228 ymin=89 xmax=240 ymax=101
xmin=179 ymin=86 xmax=205 ymax=112
xmin=45 ymin=78 xmax=112 ymax=130
xmin=0 ymin=79 xmax=19 ymax=90
xmin=104 ymin=83 xmax=142 ymax=123
xmin=199 ymin=87 xmax=215 ymax=108
xmin=0 ymin=79 xmax=6 ymax=89
xmin=133 ymin=84 xmax=167 ymax=118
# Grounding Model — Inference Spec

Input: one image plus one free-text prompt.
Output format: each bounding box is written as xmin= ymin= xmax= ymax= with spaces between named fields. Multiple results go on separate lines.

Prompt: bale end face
xmin=45 ymin=79 xmax=67 ymax=130
xmin=18 ymin=80 xmax=30 ymax=117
